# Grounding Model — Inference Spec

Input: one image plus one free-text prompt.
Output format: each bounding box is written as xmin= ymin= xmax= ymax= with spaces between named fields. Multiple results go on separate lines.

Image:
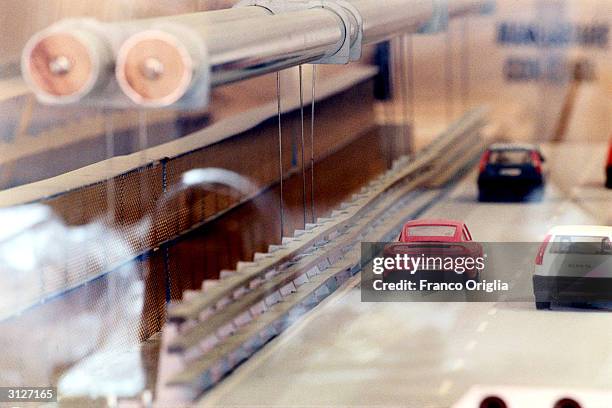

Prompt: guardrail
xmin=150 ymin=107 xmax=490 ymax=405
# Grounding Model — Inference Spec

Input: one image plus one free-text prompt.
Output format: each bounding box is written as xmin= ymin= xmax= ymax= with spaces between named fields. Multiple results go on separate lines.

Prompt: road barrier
xmin=153 ymin=106 xmax=491 ymax=404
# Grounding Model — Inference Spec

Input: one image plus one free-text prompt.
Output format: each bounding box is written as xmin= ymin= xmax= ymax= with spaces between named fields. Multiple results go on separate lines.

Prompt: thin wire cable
xmin=104 ymin=109 xmax=116 ymax=222
xmin=406 ymin=35 xmax=416 ymax=155
xmin=137 ymin=110 xmax=150 ymax=204
xmin=399 ymin=35 xmax=409 ymax=157
xmin=445 ymin=27 xmax=454 ymax=124
xmin=299 ymin=65 xmax=307 ymax=228
xmin=392 ymin=38 xmax=402 ymax=157
xmin=276 ymin=72 xmax=284 ymax=240
xmin=461 ymin=17 xmax=470 ymax=111
xmin=137 ymin=110 xmax=153 ymax=262
xmin=309 ymin=65 xmax=317 ymax=223
xmin=378 ymin=44 xmax=391 ymax=169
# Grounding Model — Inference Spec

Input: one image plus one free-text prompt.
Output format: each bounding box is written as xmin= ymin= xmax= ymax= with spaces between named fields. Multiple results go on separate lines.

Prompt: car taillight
xmin=531 ymin=151 xmax=542 ymax=173
xmin=479 ymin=151 xmax=490 ymax=172
xmin=535 ymin=234 xmax=551 ymax=265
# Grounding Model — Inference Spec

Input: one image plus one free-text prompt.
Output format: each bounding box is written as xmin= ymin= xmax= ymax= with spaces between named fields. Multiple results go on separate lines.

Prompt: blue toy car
xmin=477 ymin=143 xmax=545 ymax=202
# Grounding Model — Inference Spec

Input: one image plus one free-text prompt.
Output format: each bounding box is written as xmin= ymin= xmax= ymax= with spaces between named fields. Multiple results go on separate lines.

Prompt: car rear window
xmin=406 ymin=225 xmax=457 ymax=237
xmin=488 ymin=150 xmax=531 ymax=165
xmin=549 ymin=235 xmax=612 ymax=255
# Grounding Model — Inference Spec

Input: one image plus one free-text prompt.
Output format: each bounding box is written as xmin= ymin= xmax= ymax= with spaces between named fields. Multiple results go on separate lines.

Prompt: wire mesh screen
xmin=0 ymin=78 xmax=380 ymax=396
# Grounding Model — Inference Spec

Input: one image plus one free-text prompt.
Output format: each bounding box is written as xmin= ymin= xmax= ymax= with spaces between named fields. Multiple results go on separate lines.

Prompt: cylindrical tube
xmin=22 ymin=0 xmax=492 ymax=107
xmin=21 ymin=6 xmax=273 ymax=104
xmin=143 ymin=6 xmax=273 ymax=26
xmin=206 ymin=10 xmax=345 ymax=85
xmin=21 ymin=22 xmax=113 ymax=104
xmin=115 ymin=9 xmax=345 ymax=106
xmin=348 ymin=0 xmax=434 ymax=44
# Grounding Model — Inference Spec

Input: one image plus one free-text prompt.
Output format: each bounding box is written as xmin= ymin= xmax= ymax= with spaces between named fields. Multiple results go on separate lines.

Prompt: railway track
xmin=145 ymin=107 xmax=492 ymax=405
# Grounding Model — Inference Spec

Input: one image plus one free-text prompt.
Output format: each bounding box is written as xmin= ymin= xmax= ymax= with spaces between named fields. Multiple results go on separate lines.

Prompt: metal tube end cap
xmin=116 ymin=30 xmax=194 ymax=107
xmin=23 ymin=31 xmax=97 ymax=102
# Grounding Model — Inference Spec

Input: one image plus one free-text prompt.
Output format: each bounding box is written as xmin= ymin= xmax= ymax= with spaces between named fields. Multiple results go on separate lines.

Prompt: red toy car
xmin=606 ymin=138 xmax=612 ymax=189
xmin=384 ymin=219 xmax=483 ymax=280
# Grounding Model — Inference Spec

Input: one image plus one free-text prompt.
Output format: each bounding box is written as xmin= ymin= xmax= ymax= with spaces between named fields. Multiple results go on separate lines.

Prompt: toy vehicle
xmin=533 ymin=225 xmax=612 ymax=310
xmin=384 ymin=219 xmax=482 ymax=280
xmin=606 ymin=139 xmax=612 ymax=189
xmin=477 ymin=143 xmax=545 ymax=201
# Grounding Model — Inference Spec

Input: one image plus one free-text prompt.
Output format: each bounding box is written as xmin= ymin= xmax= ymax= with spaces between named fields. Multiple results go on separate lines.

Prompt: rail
xmin=151 ymin=107 xmax=490 ymax=404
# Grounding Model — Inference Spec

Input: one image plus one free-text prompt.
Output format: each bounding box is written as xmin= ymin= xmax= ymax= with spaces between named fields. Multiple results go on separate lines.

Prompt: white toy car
xmin=533 ymin=225 xmax=612 ymax=310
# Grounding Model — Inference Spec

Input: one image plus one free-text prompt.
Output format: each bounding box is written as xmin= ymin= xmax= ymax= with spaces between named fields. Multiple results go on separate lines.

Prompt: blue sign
xmin=497 ymin=22 xmax=609 ymax=48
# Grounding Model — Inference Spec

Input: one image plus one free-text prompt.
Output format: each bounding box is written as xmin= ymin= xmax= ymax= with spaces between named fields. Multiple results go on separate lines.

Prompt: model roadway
xmin=198 ymin=141 xmax=612 ymax=407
